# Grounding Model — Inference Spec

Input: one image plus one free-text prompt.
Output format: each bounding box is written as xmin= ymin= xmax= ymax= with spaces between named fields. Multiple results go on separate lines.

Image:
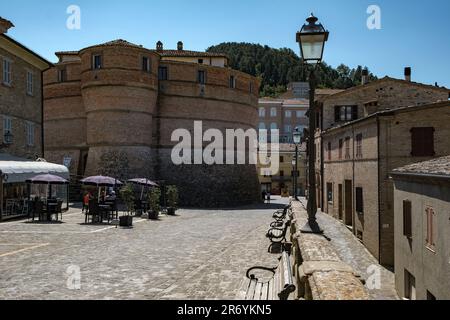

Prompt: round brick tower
xmin=155 ymin=60 xmax=261 ymax=207
xmin=79 ymin=40 xmax=159 ymax=179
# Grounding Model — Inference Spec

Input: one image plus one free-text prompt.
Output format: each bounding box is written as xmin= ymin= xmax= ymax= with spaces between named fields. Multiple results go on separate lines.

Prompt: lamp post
xmin=296 ymin=13 xmax=329 ymax=234
xmin=292 ymin=128 xmax=302 ymax=200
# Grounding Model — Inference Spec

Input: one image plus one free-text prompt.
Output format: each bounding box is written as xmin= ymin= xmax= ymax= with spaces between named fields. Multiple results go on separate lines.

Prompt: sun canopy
xmin=80 ymin=176 xmax=123 ymax=187
xmin=128 ymin=178 xmax=159 ymax=187
xmin=0 ymin=156 xmax=70 ymax=184
xmin=26 ymin=174 xmax=69 ymax=185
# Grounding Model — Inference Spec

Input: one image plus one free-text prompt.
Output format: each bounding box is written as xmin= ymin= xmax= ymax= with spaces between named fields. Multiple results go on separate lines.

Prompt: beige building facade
xmin=258 ymin=143 xmax=307 ymax=196
xmin=0 ymin=17 xmax=51 ymax=159
xmin=392 ymin=157 xmax=450 ymax=300
xmin=316 ymin=72 xmax=449 ymax=267
xmin=322 ymin=100 xmax=450 ymax=267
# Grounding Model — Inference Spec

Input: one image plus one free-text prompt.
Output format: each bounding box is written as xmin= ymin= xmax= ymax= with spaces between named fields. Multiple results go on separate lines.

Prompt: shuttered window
xmin=198 ymin=70 xmax=206 ymax=84
xmin=335 ymin=105 xmax=358 ymax=122
xmin=355 ymin=187 xmax=363 ymax=214
xmin=338 ymin=139 xmax=343 ymax=159
xmin=158 ymin=67 xmax=168 ymax=80
xmin=411 ymin=127 xmax=435 ymax=157
xmin=425 ymin=207 xmax=436 ymax=251
xmin=327 ymin=142 xmax=332 ymax=160
xmin=403 ymin=200 xmax=412 ymax=239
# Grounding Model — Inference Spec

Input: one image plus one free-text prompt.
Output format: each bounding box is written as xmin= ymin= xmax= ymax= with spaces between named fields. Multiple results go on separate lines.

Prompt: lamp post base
xmin=300 ymin=220 xmax=324 ymax=234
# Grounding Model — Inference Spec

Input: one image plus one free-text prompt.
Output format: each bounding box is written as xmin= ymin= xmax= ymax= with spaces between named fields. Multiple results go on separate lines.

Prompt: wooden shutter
xmin=352 ymin=105 xmax=358 ymax=120
xmin=335 ymin=106 xmax=340 ymax=122
xmin=411 ymin=127 xmax=435 ymax=156
xmin=403 ymin=200 xmax=412 ymax=239
xmin=356 ymin=187 xmax=363 ymax=213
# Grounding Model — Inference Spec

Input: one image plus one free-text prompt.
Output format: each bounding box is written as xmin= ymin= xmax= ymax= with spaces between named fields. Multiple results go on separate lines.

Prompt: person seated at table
xmin=100 ymin=190 xmax=106 ymax=203
xmin=106 ymin=190 xmax=116 ymax=201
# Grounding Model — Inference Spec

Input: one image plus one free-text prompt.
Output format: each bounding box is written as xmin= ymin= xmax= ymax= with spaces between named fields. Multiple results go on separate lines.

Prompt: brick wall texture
xmin=43 ymin=43 xmax=261 ymax=207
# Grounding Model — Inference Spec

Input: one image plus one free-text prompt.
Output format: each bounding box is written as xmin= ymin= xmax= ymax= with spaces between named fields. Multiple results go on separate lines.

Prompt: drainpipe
xmin=0 ymin=170 xmax=3 ymax=221
xmin=352 ymin=124 xmax=356 ymax=235
xmin=377 ymin=116 xmax=382 ymax=264
xmin=41 ymin=72 xmax=45 ymax=158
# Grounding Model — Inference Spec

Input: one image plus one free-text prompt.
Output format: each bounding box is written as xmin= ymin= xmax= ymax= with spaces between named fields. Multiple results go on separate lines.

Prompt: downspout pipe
xmin=377 ymin=115 xmax=382 ymax=264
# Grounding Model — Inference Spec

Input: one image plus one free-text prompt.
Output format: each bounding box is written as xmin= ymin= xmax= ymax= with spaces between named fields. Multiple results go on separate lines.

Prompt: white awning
xmin=0 ymin=159 xmax=70 ymax=184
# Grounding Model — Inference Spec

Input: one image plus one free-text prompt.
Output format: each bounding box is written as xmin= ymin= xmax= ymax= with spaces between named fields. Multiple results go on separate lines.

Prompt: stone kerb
xmin=290 ymin=201 xmax=370 ymax=300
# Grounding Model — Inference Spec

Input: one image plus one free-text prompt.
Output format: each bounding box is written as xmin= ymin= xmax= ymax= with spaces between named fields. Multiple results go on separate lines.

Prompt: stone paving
xmin=299 ymin=199 xmax=399 ymax=300
xmin=0 ymin=196 xmax=399 ymax=300
xmin=0 ymin=199 xmax=287 ymax=300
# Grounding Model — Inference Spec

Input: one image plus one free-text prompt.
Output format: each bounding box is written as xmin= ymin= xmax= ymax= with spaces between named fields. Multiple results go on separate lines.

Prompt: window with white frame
xmin=270 ymin=108 xmax=277 ymax=117
xmin=259 ymin=107 xmax=266 ymax=117
xmin=26 ymin=122 xmax=35 ymax=146
xmin=3 ymin=117 xmax=12 ymax=143
xmin=3 ymin=58 xmax=12 ymax=85
xmin=285 ymin=111 xmax=292 ymax=118
xmin=26 ymin=71 xmax=34 ymax=95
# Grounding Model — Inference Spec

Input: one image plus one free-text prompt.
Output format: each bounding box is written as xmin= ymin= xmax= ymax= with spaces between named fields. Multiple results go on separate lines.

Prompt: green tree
xmin=206 ymin=42 xmax=378 ymax=97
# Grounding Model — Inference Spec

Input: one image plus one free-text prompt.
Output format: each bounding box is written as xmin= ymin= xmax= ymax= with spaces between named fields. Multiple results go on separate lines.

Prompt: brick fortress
xmin=43 ymin=40 xmax=261 ymax=207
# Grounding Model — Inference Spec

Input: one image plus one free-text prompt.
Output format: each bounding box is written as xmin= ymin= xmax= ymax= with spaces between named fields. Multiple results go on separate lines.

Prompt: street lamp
xmin=292 ymin=127 xmax=302 ymax=200
xmin=296 ymin=13 xmax=329 ymax=234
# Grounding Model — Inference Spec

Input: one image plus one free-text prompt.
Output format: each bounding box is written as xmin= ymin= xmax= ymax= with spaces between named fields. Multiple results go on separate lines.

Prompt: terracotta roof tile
xmin=155 ymin=49 xmax=227 ymax=58
xmin=393 ymin=156 xmax=450 ymax=177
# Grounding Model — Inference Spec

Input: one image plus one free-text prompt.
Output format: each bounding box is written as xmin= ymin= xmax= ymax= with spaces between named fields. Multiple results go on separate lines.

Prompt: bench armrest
xmin=246 ymin=266 xmax=276 ymax=281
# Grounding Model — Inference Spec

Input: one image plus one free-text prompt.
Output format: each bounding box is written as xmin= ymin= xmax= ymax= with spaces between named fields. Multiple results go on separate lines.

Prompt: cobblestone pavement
xmin=299 ymin=199 xmax=399 ymax=300
xmin=0 ymin=198 xmax=288 ymax=300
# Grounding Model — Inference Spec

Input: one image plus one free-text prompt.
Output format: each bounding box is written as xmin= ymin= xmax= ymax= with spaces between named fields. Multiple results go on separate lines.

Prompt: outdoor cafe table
xmin=45 ymin=202 xmax=59 ymax=222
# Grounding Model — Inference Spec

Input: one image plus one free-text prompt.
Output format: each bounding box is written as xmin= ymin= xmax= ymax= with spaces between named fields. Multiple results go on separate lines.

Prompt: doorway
xmin=338 ymin=184 xmax=343 ymax=220
xmin=344 ymin=180 xmax=353 ymax=227
xmin=405 ymin=270 xmax=416 ymax=300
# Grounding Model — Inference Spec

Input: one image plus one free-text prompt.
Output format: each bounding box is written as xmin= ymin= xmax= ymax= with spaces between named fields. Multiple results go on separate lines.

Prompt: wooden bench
xmin=267 ymin=220 xmax=291 ymax=244
xmin=238 ymin=251 xmax=296 ymax=300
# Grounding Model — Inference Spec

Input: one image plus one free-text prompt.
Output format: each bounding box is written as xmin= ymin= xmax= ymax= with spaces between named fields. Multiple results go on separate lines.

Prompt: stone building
xmin=43 ymin=40 xmax=261 ymax=207
xmin=258 ymin=143 xmax=307 ymax=196
xmin=0 ymin=17 xmax=51 ymax=159
xmin=321 ymin=100 xmax=450 ymax=267
xmin=392 ymin=157 xmax=450 ymax=300
xmin=257 ymin=84 xmax=338 ymax=144
xmin=314 ymin=70 xmax=449 ymax=267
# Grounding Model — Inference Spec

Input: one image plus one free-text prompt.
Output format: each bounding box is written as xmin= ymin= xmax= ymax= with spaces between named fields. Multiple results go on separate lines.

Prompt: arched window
xmin=259 ymin=123 xmax=266 ymax=130
xmin=270 ymin=123 xmax=278 ymax=131
xmin=270 ymin=108 xmax=277 ymax=117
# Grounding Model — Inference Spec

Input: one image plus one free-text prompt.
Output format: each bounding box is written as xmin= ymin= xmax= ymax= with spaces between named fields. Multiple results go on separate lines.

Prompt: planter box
xmin=119 ymin=215 xmax=133 ymax=227
xmin=167 ymin=207 xmax=176 ymax=215
xmin=148 ymin=210 xmax=159 ymax=220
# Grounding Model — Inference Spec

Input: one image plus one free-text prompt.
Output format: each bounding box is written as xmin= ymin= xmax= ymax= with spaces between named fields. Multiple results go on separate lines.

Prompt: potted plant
xmin=119 ymin=184 xmax=134 ymax=227
xmin=148 ymin=187 xmax=161 ymax=220
xmin=166 ymin=185 xmax=179 ymax=215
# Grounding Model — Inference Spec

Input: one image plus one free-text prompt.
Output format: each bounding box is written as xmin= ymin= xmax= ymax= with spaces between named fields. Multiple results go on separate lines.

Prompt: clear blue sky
xmin=1 ymin=0 xmax=449 ymax=87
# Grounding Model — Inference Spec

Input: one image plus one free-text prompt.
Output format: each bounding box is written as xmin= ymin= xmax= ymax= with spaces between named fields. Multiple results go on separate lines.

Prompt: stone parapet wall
xmin=290 ymin=201 xmax=370 ymax=300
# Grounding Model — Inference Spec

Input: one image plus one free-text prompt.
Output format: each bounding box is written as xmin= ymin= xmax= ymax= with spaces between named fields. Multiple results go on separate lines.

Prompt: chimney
xmin=177 ymin=41 xmax=183 ymax=51
xmin=0 ymin=17 xmax=14 ymax=34
xmin=404 ymin=67 xmax=411 ymax=82
xmin=156 ymin=41 xmax=163 ymax=51
xmin=361 ymin=69 xmax=369 ymax=85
